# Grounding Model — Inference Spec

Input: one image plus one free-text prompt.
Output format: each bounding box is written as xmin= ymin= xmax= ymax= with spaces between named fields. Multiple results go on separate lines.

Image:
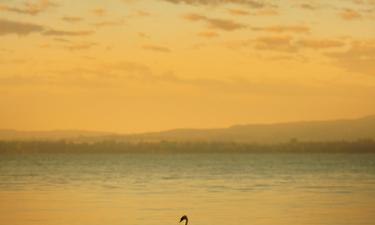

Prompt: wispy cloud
xmin=93 ymin=19 xmax=125 ymax=27
xmin=299 ymin=38 xmax=346 ymax=49
xmin=65 ymin=42 xmax=98 ymax=51
xmin=110 ymin=61 xmax=152 ymax=74
xmin=138 ymin=32 xmax=150 ymax=39
xmin=0 ymin=18 xmax=44 ymax=35
xmin=94 ymin=64 xmax=343 ymax=96
xmin=184 ymin=13 xmax=246 ymax=31
xmin=252 ymin=25 xmax=310 ymax=33
xmin=164 ymin=0 xmax=265 ymax=8
xmin=0 ymin=0 xmax=56 ymax=15
xmin=162 ymin=0 xmax=266 ymax=8
xmin=43 ymin=29 xmax=94 ymax=36
xmin=62 ymin=16 xmax=83 ymax=23
xmin=230 ymin=35 xmax=348 ymax=54
xmin=339 ymin=8 xmax=362 ymax=20
xmin=92 ymin=7 xmax=106 ymax=17
xmin=0 ymin=18 xmax=94 ymax=37
xmin=225 ymin=6 xmax=278 ymax=17
xmin=254 ymin=35 xmax=297 ymax=52
xmin=198 ymin=31 xmax=219 ymax=38
xmin=142 ymin=44 xmax=171 ymax=53
xmin=299 ymin=3 xmax=316 ymax=10
xmin=53 ymin=38 xmax=71 ymax=43
xmin=0 ymin=61 xmax=153 ymax=88
xmin=0 ymin=73 xmax=114 ymax=88
xmin=326 ymin=40 xmax=375 ymax=75
xmin=253 ymin=8 xmax=278 ymax=16
xmin=136 ymin=10 xmax=152 ymax=17
xmin=227 ymin=8 xmax=250 ymax=16
xmin=126 ymin=9 xmax=154 ymax=19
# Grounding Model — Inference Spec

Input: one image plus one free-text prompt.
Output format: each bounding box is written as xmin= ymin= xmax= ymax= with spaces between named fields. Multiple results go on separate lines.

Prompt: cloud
xmin=352 ymin=0 xmax=375 ymax=7
xmin=252 ymin=25 xmax=310 ymax=33
xmin=254 ymin=35 xmax=297 ymax=52
xmin=65 ymin=42 xmax=97 ymax=51
xmin=111 ymin=61 xmax=151 ymax=74
xmin=198 ymin=31 xmax=219 ymax=38
xmin=232 ymin=35 xmax=348 ymax=54
xmin=162 ymin=0 xmax=266 ymax=8
xmin=53 ymin=38 xmax=71 ymax=43
xmin=65 ymin=60 xmax=324 ymax=96
xmin=228 ymin=8 xmax=278 ymax=17
xmin=339 ymin=8 xmax=362 ymax=20
xmin=126 ymin=9 xmax=153 ymax=19
xmin=142 ymin=44 xmax=171 ymax=53
xmin=0 ymin=61 xmax=154 ymax=88
xmin=43 ymin=29 xmax=94 ymax=36
xmin=0 ymin=18 xmax=44 ymax=35
xmin=0 ymin=18 xmax=94 ymax=37
xmin=184 ymin=13 xmax=246 ymax=31
xmin=93 ymin=19 xmax=124 ymax=27
xmin=227 ymin=8 xmax=250 ymax=16
xmin=299 ymin=38 xmax=346 ymax=49
xmin=326 ymin=40 xmax=375 ymax=75
xmin=1 ymin=59 xmax=363 ymax=97
xmin=138 ymin=32 xmax=150 ymax=38
xmin=62 ymin=16 xmax=83 ymax=23
xmin=253 ymin=8 xmax=278 ymax=16
xmin=0 ymin=0 xmax=56 ymax=15
xmin=92 ymin=7 xmax=106 ymax=16
xmin=108 ymin=69 xmax=338 ymax=97
xmin=136 ymin=10 xmax=151 ymax=17
xmin=228 ymin=35 xmax=350 ymax=56
xmin=299 ymin=3 xmax=316 ymax=10
xmin=0 ymin=73 xmax=115 ymax=88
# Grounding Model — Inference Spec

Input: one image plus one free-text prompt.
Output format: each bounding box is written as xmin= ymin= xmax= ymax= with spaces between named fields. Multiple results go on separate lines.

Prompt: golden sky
xmin=0 ymin=0 xmax=374 ymax=133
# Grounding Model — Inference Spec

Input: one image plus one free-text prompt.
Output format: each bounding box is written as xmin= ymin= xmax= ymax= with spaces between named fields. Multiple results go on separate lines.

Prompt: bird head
xmin=180 ymin=215 xmax=188 ymax=223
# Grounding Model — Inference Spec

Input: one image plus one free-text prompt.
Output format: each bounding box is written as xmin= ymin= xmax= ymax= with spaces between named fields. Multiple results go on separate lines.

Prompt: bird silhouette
xmin=180 ymin=215 xmax=188 ymax=225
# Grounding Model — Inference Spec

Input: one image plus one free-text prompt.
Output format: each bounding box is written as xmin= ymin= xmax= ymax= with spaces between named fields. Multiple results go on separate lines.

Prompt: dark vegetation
xmin=0 ymin=139 xmax=375 ymax=154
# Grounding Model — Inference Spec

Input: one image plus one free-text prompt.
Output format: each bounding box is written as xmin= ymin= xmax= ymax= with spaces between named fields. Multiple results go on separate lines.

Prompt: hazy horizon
xmin=1 ymin=113 xmax=375 ymax=134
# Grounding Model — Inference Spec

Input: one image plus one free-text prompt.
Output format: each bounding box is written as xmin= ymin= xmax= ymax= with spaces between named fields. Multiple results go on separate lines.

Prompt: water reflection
xmin=0 ymin=153 xmax=375 ymax=225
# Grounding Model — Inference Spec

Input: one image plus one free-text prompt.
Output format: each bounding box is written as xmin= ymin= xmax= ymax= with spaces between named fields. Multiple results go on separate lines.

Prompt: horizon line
xmin=0 ymin=114 xmax=374 ymax=135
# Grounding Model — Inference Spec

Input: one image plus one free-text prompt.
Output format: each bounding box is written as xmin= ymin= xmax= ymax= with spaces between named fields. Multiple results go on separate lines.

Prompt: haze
xmin=1 ymin=0 xmax=375 ymax=133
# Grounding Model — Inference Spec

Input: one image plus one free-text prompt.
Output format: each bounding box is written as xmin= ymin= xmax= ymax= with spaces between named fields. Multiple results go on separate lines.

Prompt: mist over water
xmin=1 ymin=153 xmax=375 ymax=225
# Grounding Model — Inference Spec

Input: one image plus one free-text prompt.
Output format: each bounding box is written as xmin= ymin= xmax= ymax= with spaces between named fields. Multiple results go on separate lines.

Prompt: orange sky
xmin=0 ymin=0 xmax=374 ymax=133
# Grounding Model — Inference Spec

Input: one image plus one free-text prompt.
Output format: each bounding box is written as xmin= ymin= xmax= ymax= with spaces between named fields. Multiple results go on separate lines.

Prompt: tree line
xmin=0 ymin=139 xmax=375 ymax=154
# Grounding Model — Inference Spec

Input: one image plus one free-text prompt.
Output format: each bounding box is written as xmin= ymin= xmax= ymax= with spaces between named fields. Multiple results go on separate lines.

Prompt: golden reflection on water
xmin=1 ymin=153 xmax=375 ymax=225
xmin=1 ymin=186 xmax=374 ymax=225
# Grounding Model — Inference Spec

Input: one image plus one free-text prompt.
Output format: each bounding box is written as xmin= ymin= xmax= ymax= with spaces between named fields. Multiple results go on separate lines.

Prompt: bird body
xmin=180 ymin=215 xmax=188 ymax=225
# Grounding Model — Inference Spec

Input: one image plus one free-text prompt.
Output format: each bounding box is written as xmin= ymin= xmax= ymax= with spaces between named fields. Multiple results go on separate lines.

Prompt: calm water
xmin=1 ymin=153 xmax=375 ymax=225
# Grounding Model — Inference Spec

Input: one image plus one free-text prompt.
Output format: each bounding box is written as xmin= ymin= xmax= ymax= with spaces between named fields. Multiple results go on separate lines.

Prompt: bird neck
xmin=184 ymin=219 xmax=188 ymax=225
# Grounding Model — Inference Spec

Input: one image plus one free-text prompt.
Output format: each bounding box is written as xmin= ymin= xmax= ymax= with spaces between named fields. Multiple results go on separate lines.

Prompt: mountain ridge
xmin=1 ymin=115 xmax=375 ymax=143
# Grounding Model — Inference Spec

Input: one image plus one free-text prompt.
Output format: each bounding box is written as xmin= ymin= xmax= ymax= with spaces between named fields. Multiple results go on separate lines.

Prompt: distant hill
xmin=0 ymin=129 xmax=113 ymax=141
xmin=117 ymin=115 xmax=375 ymax=143
xmin=1 ymin=115 xmax=375 ymax=144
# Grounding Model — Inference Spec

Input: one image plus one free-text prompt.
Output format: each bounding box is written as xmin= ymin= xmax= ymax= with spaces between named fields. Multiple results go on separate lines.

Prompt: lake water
xmin=1 ymin=153 xmax=375 ymax=225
